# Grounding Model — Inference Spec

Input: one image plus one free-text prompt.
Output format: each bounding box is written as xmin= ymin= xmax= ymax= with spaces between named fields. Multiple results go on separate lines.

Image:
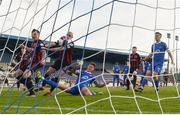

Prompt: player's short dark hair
xmin=89 ymin=62 xmax=96 ymax=68
xmin=155 ymin=32 xmax=162 ymax=36
xmin=132 ymin=46 xmax=137 ymax=49
xmin=32 ymin=29 xmax=40 ymax=34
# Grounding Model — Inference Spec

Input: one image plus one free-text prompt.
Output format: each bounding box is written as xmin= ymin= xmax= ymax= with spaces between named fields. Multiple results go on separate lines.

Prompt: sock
xmin=113 ymin=76 xmax=116 ymax=86
xmin=141 ymin=79 xmax=147 ymax=89
xmin=44 ymin=73 xmax=50 ymax=79
xmin=140 ymin=79 xmax=143 ymax=85
xmin=43 ymin=79 xmax=59 ymax=88
xmin=42 ymin=73 xmax=49 ymax=87
xmin=155 ymin=80 xmax=159 ymax=89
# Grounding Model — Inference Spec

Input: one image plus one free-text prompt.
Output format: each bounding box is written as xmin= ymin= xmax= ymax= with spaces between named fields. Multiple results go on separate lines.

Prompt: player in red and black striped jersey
xmin=16 ymin=29 xmax=46 ymax=96
xmin=126 ymin=46 xmax=141 ymax=90
xmin=42 ymin=32 xmax=74 ymax=96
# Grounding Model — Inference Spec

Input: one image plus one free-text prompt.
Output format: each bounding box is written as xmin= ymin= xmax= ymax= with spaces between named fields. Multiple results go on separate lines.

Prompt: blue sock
xmin=43 ymin=79 xmax=59 ymax=88
xmin=141 ymin=79 xmax=147 ymax=89
xmin=113 ymin=76 xmax=116 ymax=86
xmin=155 ymin=80 xmax=159 ymax=89
xmin=140 ymin=79 xmax=143 ymax=85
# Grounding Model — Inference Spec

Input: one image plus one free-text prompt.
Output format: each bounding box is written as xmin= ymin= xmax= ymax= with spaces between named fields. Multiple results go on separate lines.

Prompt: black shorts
xmin=130 ymin=67 xmax=137 ymax=73
xmin=51 ymin=58 xmax=69 ymax=71
xmin=19 ymin=64 xmax=29 ymax=72
xmin=164 ymin=77 xmax=168 ymax=81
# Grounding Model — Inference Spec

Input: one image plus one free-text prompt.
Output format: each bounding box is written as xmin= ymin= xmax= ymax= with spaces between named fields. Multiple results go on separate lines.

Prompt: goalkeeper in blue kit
xmin=42 ymin=62 xmax=107 ymax=96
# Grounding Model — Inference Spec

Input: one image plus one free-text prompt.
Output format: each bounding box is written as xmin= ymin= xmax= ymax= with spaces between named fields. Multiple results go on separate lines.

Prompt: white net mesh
xmin=0 ymin=0 xmax=180 ymax=114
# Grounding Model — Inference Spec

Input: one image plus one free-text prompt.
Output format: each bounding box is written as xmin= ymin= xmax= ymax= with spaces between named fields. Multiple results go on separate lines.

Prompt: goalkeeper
xmin=43 ymin=62 xmax=107 ymax=96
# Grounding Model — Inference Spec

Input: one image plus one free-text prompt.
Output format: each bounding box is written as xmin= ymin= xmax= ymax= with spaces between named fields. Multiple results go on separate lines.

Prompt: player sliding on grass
xmin=43 ymin=62 xmax=107 ymax=96
xmin=139 ymin=32 xmax=174 ymax=92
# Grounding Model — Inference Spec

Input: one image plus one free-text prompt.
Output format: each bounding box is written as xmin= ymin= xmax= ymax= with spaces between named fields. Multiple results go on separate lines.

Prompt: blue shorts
xmin=70 ymin=84 xmax=87 ymax=95
xmin=146 ymin=63 xmax=163 ymax=75
xmin=153 ymin=64 xmax=163 ymax=75
xmin=113 ymin=75 xmax=119 ymax=78
xmin=124 ymin=75 xmax=127 ymax=79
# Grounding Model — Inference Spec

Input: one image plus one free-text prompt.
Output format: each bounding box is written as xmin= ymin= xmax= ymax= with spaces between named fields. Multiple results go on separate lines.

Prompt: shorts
xmin=113 ymin=75 xmax=119 ymax=78
xmin=146 ymin=63 xmax=163 ymax=75
xmin=70 ymin=84 xmax=87 ymax=95
xmin=130 ymin=67 xmax=137 ymax=74
xmin=124 ymin=75 xmax=127 ymax=79
xmin=19 ymin=63 xmax=29 ymax=72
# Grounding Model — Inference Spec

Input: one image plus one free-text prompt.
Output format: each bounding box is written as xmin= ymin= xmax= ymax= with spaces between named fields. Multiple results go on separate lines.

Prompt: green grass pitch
xmin=0 ymin=86 xmax=180 ymax=114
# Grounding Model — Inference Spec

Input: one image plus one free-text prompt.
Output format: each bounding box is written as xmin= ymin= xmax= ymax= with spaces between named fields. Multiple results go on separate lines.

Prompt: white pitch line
xmin=0 ymin=105 xmax=169 ymax=114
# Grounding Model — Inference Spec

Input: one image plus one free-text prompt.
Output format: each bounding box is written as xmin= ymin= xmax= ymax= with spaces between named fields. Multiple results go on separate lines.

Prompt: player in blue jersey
xmin=112 ymin=62 xmax=121 ymax=87
xmin=42 ymin=62 xmax=107 ymax=96
xmin=139 ymin=32 xmax=174 ymax=92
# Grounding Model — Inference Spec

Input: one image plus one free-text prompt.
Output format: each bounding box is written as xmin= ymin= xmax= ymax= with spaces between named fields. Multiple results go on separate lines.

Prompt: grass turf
xmin=0 ymin=86 xmax=180 ymax=114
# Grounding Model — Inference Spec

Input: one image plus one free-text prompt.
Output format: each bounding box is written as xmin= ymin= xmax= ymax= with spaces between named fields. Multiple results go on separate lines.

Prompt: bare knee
xmin=145 ymin=71 xmax=152 ymax=80
xmin=15 ymin=69 xmax=23 ymax=77
xmin=81 ymin=87 xmax=92 ymax=96
xmin=153 ymin=72 xmax=159 ymax=80
xmin=59 ymin=82 xmax=70 ymax=93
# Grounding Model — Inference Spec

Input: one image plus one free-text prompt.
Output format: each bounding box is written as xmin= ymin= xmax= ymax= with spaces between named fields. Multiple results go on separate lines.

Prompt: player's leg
xmin=153 ymin=65 xmax=162 ymax=92
xmin=140 ymin=77 xmax=143 ymax=86
xmin=15 ymin=69 xmax=24 ymax=91
xmin=33 ymin=65 xmax=46 ymax=91
xmin=153 ymin=72 xmax=160 ymax=92
xmin=42 ymin=67 xmax=56 ymax=86
xmin=139 ymin=70 xmax=151 ymax=91
xmin=49 ymin=66 xmax=68 ymax=94
xmin=124 ymin=77 xmax=127 ymax=86
xmin=131 ymin=68 xmax=137 ymax=89
xmin=126 ymin=68 xmax=133 ymax=90
xmin=15 ymin=69 xmax=24 ymax=78
xmin=42 ymin=58 xmax=63 ymax=88
xmin=126 ymin=77 xmax=130 ymax=90
xmin=22 ymin=69 xmax=35 ymax=96
xmin=43 ymin=79 xmax=70 ymax=94
xmin=58 ymin=82 xmax=71 ymax=93
xmin=165 ymin=78 xmax=168 ymax=86
xmin=81 ymin=87 xmax=93 ymax=96
xmin=132 ymin=74 xmax=137 ymax=89
xmin=117 ymin=75 xmax=120 ymax=86
xmin=49 ymin=77 xmax=59 ymax=93
xmin=113 ymin=75 xmax=116 ymax=87
xmin=17 ymin=81 xmax=20 ymax=91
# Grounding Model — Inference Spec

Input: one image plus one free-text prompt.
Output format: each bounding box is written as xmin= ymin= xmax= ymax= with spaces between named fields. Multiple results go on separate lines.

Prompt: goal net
xmin=0 ymin=0 xmax=180 ymax=114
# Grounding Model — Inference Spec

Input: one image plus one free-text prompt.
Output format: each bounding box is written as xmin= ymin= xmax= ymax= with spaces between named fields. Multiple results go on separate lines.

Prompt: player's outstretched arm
xmin=145 ymin=53 xmax=152 ymax=61
xmin=19 ymin=44 xmax=32 ymax=52
xmin=44 ymin=42 xmax=57 ymax=48
xmin=167 ymin=50 xmax=174 ymax=64
xmin=44 ymin=47 xmax=64 ymax=52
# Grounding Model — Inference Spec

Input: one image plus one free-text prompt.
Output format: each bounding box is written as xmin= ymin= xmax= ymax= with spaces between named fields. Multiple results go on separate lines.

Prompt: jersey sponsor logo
xmin=81 ymin=75 xmax=90 ymax=80
xmin=155 ymin=49 xmax=160 ymax=52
